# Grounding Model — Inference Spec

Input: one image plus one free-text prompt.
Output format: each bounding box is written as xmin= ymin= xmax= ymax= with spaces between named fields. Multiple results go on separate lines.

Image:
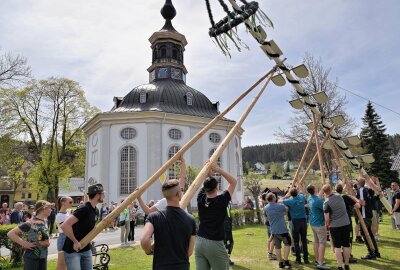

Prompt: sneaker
xmin=304 ymin=259 xmax=310 ymax=264
xmin=338 ymin=267 xmax=343 ymax=270
xmin=268 ymin=253 xmax=277 ymax=260
xmin=284 ymin=260 xmax=291 ymax=269
xmin=355 ymin=236 xmax=364 ymax=243
xmin=374 ymin=251 xmax=381 ymax=258
xmin=344 ymin=265 xmax=350 ymax=270
xmin=361 ymin=253 xmax=376 ymax=260
xmin=349 ymin=257 xmax=357 ymax=264
xmin=229 ymin=259 xmax=234 ymax=265
xmin=317 ymin=264 xmax=330 ymax=270
xmin=295 ymin=259 xmax=302 ymax=264
xmin=279 ymin=262 xmax=285 ymax=269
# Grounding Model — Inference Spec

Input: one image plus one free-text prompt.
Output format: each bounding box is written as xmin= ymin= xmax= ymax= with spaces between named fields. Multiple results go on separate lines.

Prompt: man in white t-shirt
xmin=138 ymin=156 xmax=186 ymax=214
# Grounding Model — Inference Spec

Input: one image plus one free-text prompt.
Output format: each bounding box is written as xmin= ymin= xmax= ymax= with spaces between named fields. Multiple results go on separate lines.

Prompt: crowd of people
xmin=1 ymin=165 xmax=399 ymax=270
xmin=262 ymin=178 xmax=400 ymax=270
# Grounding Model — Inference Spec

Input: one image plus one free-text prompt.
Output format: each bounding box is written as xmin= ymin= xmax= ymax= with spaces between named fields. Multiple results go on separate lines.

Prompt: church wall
xmin=145 ymin=122 xmax=163 ymax=203
xmin=108 ymin=123 xmax=148 ymax=203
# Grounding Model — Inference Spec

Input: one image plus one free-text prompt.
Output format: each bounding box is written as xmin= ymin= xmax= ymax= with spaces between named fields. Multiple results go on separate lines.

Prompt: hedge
xmin=0 ymin=224 xmax=24 ymax=268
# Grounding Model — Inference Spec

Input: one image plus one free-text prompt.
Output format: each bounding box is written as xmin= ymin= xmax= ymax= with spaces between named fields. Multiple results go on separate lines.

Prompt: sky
xmin=1 ymin=0 xmax=399 ymax=147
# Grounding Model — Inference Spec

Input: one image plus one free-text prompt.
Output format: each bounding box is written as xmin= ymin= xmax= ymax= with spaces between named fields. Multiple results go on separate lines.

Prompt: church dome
xmin=111 ymin=79 xmax=219 ymax=119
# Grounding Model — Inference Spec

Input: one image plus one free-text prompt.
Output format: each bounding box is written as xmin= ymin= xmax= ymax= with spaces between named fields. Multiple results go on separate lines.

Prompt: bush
xmin=0 ymin=224 xmax=24 ymax=268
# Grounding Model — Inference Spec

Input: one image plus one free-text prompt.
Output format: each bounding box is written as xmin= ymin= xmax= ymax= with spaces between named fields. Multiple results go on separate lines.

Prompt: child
xmin=7 ymin=200 xmax=53 ymax=270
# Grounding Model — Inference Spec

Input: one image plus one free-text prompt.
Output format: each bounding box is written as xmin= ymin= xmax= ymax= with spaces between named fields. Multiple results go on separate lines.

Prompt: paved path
xmin=0 ymin=225 xmax=144 ymax=259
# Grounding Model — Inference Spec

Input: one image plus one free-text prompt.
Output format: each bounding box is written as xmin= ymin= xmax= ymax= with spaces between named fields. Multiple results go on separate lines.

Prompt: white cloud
xmin=0 ymin=0 xmax=399 ymax=146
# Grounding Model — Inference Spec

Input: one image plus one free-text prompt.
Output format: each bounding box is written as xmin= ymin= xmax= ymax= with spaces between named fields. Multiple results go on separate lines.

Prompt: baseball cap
xmin=87 ymin=183 xmax=104 ymax=195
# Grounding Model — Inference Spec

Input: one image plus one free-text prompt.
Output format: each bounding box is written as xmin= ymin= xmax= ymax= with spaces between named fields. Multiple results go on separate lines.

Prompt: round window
xmin=120 ymin=127 xmax=137 ymax=140
xmin=168 ymin=129 xmax=182 ymax=140
xmin=209 ymin=133 xmax=221 ymax=144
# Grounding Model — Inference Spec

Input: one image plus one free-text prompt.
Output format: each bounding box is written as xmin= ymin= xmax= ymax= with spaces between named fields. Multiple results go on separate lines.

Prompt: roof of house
xmin=391 ymin=152 xmax=400 ymax=171
xmin=59 ymin=178 xmax=85 ymax=197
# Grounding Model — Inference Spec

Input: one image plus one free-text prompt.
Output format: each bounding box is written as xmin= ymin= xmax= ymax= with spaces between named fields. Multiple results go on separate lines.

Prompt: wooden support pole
xmin=291 ymin=130 xmax=315 ymax=186
xmin=78 ymin=66 xmax=279 ymax=248
xmin=297 ymin=129 xmax=332 ymax=187
xmin=180 ymin=64 xmax=280 ymax=209
xmin=330 ymin=138 xmax=375 ymax=252
xmin=312 ymin=113 xmax=326 ymax=185
xmin=359 ymin=168 xmax=392 ymax=212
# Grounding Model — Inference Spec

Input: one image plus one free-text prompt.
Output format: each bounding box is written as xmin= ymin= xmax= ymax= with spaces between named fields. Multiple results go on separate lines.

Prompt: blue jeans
xmin=64 ymin=250 xmax=93 ymax=270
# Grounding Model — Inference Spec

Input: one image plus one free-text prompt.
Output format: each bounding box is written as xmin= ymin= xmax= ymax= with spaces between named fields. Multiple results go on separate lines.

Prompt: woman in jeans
xmin=55 ymin=196 xmax=73 ymax=270
xmin=128 ymin=202 xmax=138 ymax=242
xmin=119 ymin=199 xmax=130 ymax=246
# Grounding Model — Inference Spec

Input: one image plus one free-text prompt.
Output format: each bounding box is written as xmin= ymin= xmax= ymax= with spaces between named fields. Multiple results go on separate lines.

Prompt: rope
xmin=205 ymin=0 xmax=216 ymax=28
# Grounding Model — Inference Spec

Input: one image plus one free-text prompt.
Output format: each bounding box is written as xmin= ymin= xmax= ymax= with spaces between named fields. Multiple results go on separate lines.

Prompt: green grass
xmin=9 ymin=216 xmax=400 ymax=270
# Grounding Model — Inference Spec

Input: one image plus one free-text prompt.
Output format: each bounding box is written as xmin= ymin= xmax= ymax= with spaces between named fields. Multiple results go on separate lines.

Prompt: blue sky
xmin=1 ymin=0 xmax=399 ymax=146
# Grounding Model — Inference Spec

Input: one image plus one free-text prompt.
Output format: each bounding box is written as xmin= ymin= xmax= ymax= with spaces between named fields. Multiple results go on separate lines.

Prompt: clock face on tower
xmin=157 ymin=67 xmax=168 ymax=79
xmin=171 ymin=68 xmax=181 ymax=80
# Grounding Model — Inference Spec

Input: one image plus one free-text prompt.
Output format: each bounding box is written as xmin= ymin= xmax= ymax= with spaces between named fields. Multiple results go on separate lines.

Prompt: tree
xmin=0 ymin=136 xmax=34 ymax=202
xmin=0 ymin=49 xmax=31 ymax=87
xmin=276 ymin=53 xmax=356 ymax=143
xmin=360 ymin=102 xmax=398 ymax=187
xmin=0 ymin=77 xmax=100 ymax=202
xmin=243 ymin=172 xmax=263 ymax=224
xmin=284 ymin=160 xmax=291 ymax=173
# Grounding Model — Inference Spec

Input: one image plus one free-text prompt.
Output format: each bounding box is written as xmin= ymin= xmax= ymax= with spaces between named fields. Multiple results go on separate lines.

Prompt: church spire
xmin=147 ymin=0 xmax=188 ymax=83
xmin=160 ymin=0 xmax=177 ymax=32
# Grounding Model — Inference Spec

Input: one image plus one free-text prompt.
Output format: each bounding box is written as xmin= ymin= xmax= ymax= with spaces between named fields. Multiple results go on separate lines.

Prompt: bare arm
xmin=60 ymin=215 xmax=81 ymax=251
xmin=210 ymin=163 xmax=237 ymax=196
xmin=137 ymin=196 xmax=155 ymax=215
xmin=188 ymin=235 xmax=196 ymax=257
xmin=392 ymin=199 xmax=400 ymax=214
xmin=7 ymin=226 xmax=36 ymax=250
xmin=140 ymin=222 xmax=154 ymax=255
xmin=324 ymin=213 xmax=330 ymax=227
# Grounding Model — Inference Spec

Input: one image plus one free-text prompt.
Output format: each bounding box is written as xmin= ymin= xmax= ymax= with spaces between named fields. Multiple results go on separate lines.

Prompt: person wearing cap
xmin=61 ymin=183 xmax=105 ymax=270
xmin=137 ymin=156 xmax=187 ymax=214
xmin=140 ymin=179 xmax=196 ymax=270
xmin=7 ymin=200 xmax=53 ymax=270
xmin=195 ymin=161 xmax=237 ymax=270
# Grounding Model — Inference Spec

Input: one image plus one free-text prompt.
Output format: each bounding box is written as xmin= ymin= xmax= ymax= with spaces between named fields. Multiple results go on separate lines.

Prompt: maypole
xmin=79 ymin=66 xmax=278 ymax=248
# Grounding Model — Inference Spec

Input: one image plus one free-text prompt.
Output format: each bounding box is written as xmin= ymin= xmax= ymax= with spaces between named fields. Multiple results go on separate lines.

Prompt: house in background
xmin=59 ymin=178 xmax=85 ymax=204
xmin=391 ymin=152 xmax=400 ymax=178
xmin=254 ymin=162 xmax=268 ymax=175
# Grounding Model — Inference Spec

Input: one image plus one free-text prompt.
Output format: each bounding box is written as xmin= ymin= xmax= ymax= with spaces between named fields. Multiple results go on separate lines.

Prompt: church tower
xmin=83 ymin=0 xmax=244 ymax=207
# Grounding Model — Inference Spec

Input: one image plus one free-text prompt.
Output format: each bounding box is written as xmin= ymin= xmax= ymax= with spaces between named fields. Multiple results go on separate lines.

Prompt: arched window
xmin=209 ymin=148 xmax=222 ymax=187
xmin=120 ymin=127 xmax=137 ymax=140
xmin=186 ymin=92 xmax=193 ymax=106
xmin=140 ymin=91 xmax=147 ymax=104
xmin=209 ymin=133 xmax=221 ymax=144
xmin=172 ymin=48 xmax=178 ymax=60
xmin=168 ymin=146 xmax=181 ymax=179
xmin=160 ymin=46 xmax=167 ymax=58
xmin=120 ymin=146 xmax=137 ymax=194
xmin=168 ymin=128 xmax=182 ymax=140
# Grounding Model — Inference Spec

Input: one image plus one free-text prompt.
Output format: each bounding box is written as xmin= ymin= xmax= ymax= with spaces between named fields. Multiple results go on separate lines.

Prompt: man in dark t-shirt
xmin=195 ymin=162 xmax=237 ymax=270
xmin=391 ymin=182 xmax=400 ymax=229
xmin=140 ymin=179 xmax=196 ymax=270
xmin=61 ymin=183 xmax=105 ymax=270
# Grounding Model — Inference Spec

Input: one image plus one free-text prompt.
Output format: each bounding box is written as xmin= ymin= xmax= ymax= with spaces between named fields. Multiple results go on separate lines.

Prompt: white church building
xmin=82 ymin=0 xmax=244 ymax=207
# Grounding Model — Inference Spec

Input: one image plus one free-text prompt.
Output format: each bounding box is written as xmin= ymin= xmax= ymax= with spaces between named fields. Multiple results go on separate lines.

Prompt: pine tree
xmin=360 ymin=101 xmax=399 ymax=187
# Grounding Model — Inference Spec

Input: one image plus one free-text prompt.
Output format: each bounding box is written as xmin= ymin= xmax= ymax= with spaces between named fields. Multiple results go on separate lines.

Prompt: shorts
xmin=57 ymin=233 xmax=66 ymax=252
xmin=394 ymin=212 xmax=400 ymax=226
xmin=272 ymin=233 xmax=292 ymax=249
xmin=329 ymin=225 xmax=351 ymax=248
xmin=311 ymin=226 xmax=327 ymax=244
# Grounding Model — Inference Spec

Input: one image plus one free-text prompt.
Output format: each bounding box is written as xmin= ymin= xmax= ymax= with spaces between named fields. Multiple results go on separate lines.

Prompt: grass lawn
xmin=10 ymin=215 xmax=400 ymax=270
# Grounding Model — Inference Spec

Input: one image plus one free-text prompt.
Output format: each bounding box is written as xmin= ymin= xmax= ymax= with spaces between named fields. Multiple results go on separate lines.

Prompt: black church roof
xmin=111 ymin=79 xmax=223 ymax=119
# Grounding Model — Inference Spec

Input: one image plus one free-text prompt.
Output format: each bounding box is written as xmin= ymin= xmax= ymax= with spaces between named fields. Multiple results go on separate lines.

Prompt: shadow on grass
xmin=231 ymin=265 xmax=251 ymax=270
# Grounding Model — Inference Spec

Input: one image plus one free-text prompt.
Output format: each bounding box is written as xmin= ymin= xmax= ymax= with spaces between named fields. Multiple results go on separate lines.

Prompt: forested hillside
xmin=243 ymin=134 xmax=400 ymax=166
